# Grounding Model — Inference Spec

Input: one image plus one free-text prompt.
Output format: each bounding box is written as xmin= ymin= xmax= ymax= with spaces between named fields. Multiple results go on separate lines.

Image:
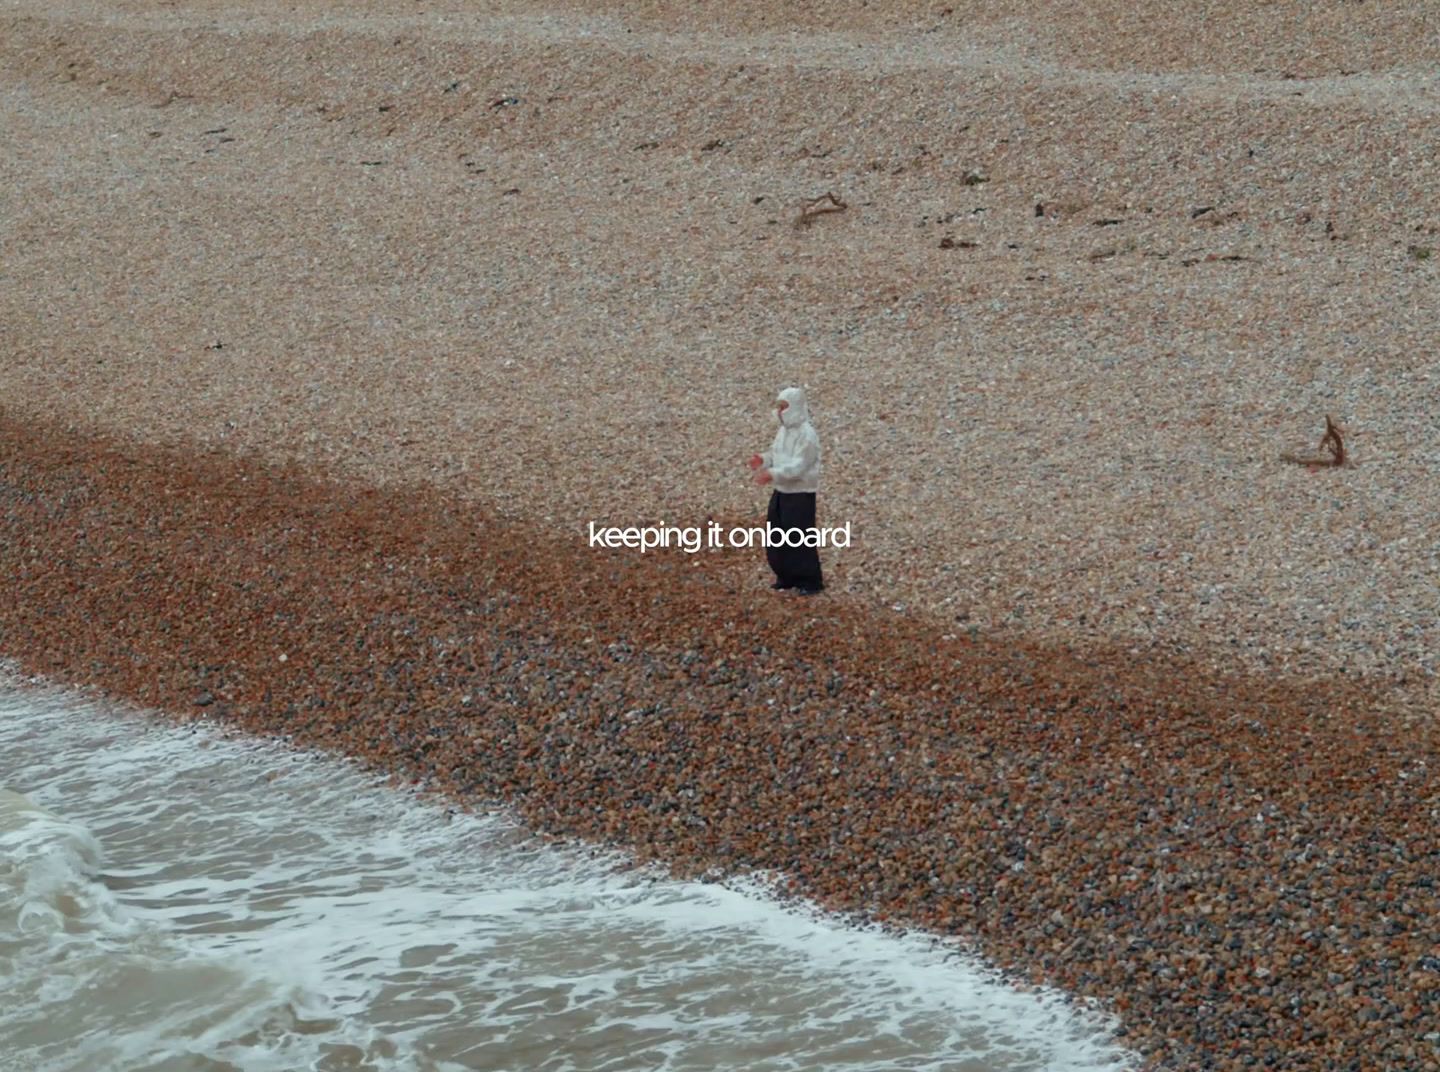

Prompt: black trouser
xmin=766 ymin=490 xmax=824 ymax=590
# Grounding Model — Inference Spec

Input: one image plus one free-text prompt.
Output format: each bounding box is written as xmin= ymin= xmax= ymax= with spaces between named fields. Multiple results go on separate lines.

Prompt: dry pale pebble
xmin=2 ymin=2 xmax=1440 ymax=1069
xmin=2 ymin=0 xmax=1438 ymax=713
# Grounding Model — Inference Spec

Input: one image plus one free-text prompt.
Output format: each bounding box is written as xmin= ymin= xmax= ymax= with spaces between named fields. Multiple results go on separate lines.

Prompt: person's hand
xmin=748 ymin=454 xmax=763 ymax=470
xmin=754 ymin=468 xmax=773 ymax=486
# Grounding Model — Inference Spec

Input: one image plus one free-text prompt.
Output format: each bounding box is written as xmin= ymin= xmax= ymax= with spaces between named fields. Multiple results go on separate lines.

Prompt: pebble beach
xmin=2 ymin=1 xmax=1439 ymax=1068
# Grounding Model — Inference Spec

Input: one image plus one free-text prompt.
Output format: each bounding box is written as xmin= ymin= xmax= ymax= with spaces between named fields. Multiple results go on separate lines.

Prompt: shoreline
xmin=4 ymin=415 xmax=1434 ymax=1070
xmin=0 ymin=675 xmax=1138 ymax=1072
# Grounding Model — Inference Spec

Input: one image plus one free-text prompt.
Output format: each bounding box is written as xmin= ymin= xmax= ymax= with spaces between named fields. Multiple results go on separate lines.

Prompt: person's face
xmin=777 ymin=399 xmax=789 ymax=421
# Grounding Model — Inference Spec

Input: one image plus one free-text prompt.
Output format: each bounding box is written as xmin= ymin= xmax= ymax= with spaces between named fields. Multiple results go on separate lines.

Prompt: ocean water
xmin=0 ymin=678 xmax=1137 ymax=1072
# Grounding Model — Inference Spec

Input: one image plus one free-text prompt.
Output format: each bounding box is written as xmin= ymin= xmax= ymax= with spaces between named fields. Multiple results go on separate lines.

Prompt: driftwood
xmin=794 ymin=192 xmax=847 ymax=229
xmin=1320 ymin=414 xmax=1346 ymax=466
xmin=1281 ymin=415 xmax=1346 ymax=467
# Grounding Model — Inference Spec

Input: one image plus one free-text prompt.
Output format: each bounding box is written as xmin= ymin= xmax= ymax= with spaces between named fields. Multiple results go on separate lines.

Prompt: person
xmin=748 ymin=386 xmax=824 ymax=594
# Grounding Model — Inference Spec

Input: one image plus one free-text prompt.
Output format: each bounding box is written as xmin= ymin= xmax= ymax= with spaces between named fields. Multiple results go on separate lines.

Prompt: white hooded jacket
xmin=761 ymin=387 xmax=822 ymax=494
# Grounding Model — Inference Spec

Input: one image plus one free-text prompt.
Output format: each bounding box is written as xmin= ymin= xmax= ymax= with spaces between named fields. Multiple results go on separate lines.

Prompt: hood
xmin=777 ymin=386 xmax=811 ymax=429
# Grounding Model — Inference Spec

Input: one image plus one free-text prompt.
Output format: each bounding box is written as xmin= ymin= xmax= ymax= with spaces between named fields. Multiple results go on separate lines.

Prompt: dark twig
xmin=1281 ymin=414 xmax=1347 ymax=467
xmin=795 ymin=192 xmax=847 ymax=229
xmin=1320 ymin=414 xmax=1345 ymax=466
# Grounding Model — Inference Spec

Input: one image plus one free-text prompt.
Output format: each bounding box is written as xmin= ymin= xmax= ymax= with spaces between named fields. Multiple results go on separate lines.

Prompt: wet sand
xmin=4 ymin=417 xmax=1437 ymax=1070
